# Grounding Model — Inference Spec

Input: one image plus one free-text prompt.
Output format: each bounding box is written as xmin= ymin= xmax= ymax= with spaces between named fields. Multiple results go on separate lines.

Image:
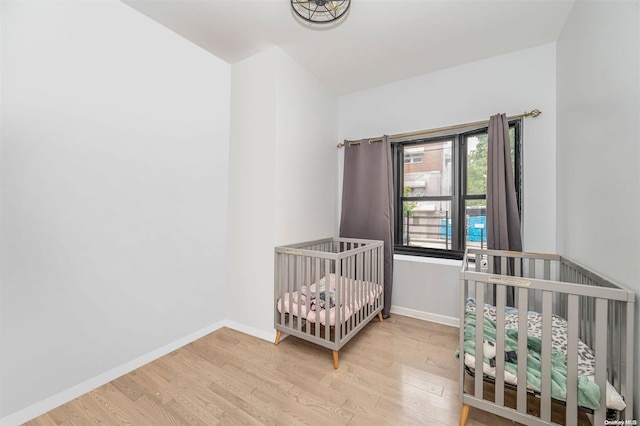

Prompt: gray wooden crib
xmin=274 ymin=237 xmax=384 ymax=368
xmin=459 ymin=248 xmax=635 ymax=426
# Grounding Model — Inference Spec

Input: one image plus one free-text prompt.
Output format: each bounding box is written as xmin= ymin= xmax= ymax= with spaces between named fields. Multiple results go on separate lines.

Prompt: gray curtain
xmin=487 ymin=113 xmax=522 ymax=304
xmin=339 ymin=136 xmax=394 ymax=318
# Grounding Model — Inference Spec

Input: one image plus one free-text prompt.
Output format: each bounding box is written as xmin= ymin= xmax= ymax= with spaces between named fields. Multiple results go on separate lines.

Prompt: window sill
xmin=393 ymin=254 xmax=462 ymax=267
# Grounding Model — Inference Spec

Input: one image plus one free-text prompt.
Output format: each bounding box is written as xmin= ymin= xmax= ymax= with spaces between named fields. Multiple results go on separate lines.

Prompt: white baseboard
xmin=0 ymin=320 xmax=227 ymax=426
xmin=390 ymin=305 xmax=459 ymax=328
xmin=223 ymin=320 xmax=278 ymax=343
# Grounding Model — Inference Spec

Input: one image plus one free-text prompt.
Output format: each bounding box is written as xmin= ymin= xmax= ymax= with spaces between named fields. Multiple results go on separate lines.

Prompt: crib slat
xmin=540 ymin=290 xmax=552 ymax=422
xmin=592 ymin=296 xmax=596 ymax=347
xmin=566 ymin=294 xmax=579 ymax=425
xmin=305 ymin=256 xmax=310 ymax=291
xmin=353 ymin=254 xmax=358 ymax=329
xmin=459 ymin=276 xmax=468 ymax=406
xmin=610 ymin=300 xmax=619 ymax=391
xmin=594 ymin=298 xmax=608 ymax=426
xmin=325 ymin=258 xmax=331 ymax=343
xmin=355 ymin=253 xmax=359 ymax=327
xmin=364 ymin=251 xmax=368 ymax=320
xmin=516 ymin=287 xmax=528 ymax=414
xmin=368 ymin=251 xmax=372 ymax=316
xmin=335 ymin=257 xmax=342 ymax=344
xmin=474 ymin=281 xmax=485 ymax=400
xmin=283 ymin=254 xmax=289 ymax=328
xmin=528 ymin=259 xmax=536 ymax=311
xmin=296 ymin=256 xmax=302 ymax=333
xmin=528 ymin=257 xmax=535 ymax=278
xmin=345 ymin=257 xmax=350 ymax=338
xmin=624 ymin=301 xmax=634 ymax=421
xmin=274 ymin=253 xmax=279 ymax=326
xmin=350 ymin=254 xmax=355 ymax=334
xmin=359 ymin=252 xmax=364 ymax=324
xmin=494 ymin=284 xmax=506 ymax=407
xmin=368 ymin=249 xmax=372 ymax=319
xmin=359 ymin=252 xmax=364 ymax=325
xmin=487 ymin=256 xmax=494 ymax=305
xmin=543 ymin=259 xmax=550 ymax=280
xmin=380 ymin=245 xmax=384 ymax=312
xmin=355 ymin=253 xmax=359 ymax=330
xmin=314 ymin=258 xmax=320 ymax=339
xmin=579 ymin=296 xmax=586 ymax=348
xmin=303 ymin=256 xmax=310 ymax=335
xmin=277 ymin=253 xmax=285 ymax=328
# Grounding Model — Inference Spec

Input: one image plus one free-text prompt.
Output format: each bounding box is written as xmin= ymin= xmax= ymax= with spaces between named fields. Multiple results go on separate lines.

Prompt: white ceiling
xmin=124 ymin=0 xmax=574 ymax=95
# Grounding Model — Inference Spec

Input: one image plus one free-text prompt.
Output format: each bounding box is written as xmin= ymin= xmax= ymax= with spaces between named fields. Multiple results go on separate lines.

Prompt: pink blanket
xmin=276 ymin=274 xmax=382 ymax=326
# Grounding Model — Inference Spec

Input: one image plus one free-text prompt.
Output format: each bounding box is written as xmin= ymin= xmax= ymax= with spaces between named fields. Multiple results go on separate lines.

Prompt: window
xmin=403 ymin=147 xmax=424 ymax=164
xmin=392 ymin=120 xmax=521 ymax=259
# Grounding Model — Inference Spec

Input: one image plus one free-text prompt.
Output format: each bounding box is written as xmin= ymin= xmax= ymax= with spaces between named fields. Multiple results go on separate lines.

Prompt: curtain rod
xmin=337 ymin=109 xmax=542 ymax=148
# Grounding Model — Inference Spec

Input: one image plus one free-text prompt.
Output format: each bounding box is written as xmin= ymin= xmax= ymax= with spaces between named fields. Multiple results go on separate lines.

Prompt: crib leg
xmin=332 ymin=351 xmax=339 ymax=369
xmin=377 ymin=312 xmax=383 ymax=322
xmin=274 ymin=330 xmax=282 ymax=346
xmin=459 ymin=404 xmax=470 ymax=426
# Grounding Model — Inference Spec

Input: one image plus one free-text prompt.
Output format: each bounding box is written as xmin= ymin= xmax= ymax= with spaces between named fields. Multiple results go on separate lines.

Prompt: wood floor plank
xmin=329 ymin=377 xmax=380 ymax=411
xmin=249 ymin=387 xmax=320 ymax=426
xmin=217 ymin=407 xmax=264 ymax=426
xmin=167 ymin=349 xmax=220 ymax=388
xmin=90 ymin=383 xmax=170 ymax=426
xmin=111 ymin=375 xmax=144 ymax=402
xmin=207 ymin=381 xmax=281 ymax=426
xmin=22 ymin=413 xmax=61 ymax=426
xmin=181 ymin=340 xmax=228 ymax=369
xmin=373 ymin=396 xmax=450 ymax=426
xmin=125 ymin=367 xmax=173 ymax=405
xmin=133 ymin=394 xmax=187 ymax=426
xmin=79 ymin=387 xmax=138 ymax=426
xmin=222 ymin=356 xmax=295 ymax=396
xmin=162 ymin=397 xmax=221 ymax=426
xmin=25 ymin=315 xmax=573 ymax=426
xmin=54 ymin=397 xmax=98 ymax=425
xmin=283 ymin=385 xmax=354 ymax=425
xmin=162 ymin=374 xmax=228 ymax=419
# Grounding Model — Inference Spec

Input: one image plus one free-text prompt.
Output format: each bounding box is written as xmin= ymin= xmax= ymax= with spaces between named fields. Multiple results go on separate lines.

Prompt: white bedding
xmin=276 ymin=273 xmax=382 ymax=326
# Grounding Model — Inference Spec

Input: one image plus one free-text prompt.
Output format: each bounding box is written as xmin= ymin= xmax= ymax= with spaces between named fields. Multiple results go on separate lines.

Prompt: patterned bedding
xmin=462 ymin=298 xmax=625 ymax=410
xmin=276 ymin=273 xmax=382 ymax=326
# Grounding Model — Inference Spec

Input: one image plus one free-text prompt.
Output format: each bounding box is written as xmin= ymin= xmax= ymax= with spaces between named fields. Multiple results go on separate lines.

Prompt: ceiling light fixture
xmin=291 ymin=0 xmax=351 ymax=24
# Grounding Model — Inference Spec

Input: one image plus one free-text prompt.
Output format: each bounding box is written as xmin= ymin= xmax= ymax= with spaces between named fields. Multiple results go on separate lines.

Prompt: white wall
xmin=338 ymin=44 xmax=557 ymax=322
xmin=0 ymin=0 xmax=230 ymax=420
xmin=392 ymin=256 xmax=461 ymax=325
xmin=227 ymin=47 xmax=337 ymax=338
xmin=556 ymin=0 xmax=640 ymax=416
xmin=275 ymin=52 xmax=339 ymax=245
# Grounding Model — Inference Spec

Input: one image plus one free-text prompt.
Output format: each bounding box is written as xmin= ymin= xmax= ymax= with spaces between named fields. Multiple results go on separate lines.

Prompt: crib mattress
xmin=462 ymin=299 xmax=626 ymax=411
xmin=276 ymin=273 xmax=382 ymax=326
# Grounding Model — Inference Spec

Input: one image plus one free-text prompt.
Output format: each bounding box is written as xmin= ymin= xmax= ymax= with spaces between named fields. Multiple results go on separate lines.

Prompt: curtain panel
xmin=339 ymin=136 xmax=394 ymax=317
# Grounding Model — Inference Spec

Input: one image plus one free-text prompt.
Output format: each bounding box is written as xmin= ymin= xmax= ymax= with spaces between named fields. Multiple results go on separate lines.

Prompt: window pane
xmin=466 ymin=133 xmax=487 ymax=195
xmin=404 ymin=140 xmax=452 ymax=197
xmin=401 ymin=200 xmax=452 ymax=250
xmin=465 ymin=200 xmax=487 ymax=250
xmin=466 ymin=128 xmax=517 ymax=195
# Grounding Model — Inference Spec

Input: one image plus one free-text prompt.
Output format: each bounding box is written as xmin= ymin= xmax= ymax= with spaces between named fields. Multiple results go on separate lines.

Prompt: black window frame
xmin=392 ymin=119 xmax=522 ymax=260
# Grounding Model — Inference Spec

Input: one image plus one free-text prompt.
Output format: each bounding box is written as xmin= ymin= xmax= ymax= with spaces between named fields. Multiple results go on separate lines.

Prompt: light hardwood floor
xmin=25 ymin=315 xmax=521 ymax=426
